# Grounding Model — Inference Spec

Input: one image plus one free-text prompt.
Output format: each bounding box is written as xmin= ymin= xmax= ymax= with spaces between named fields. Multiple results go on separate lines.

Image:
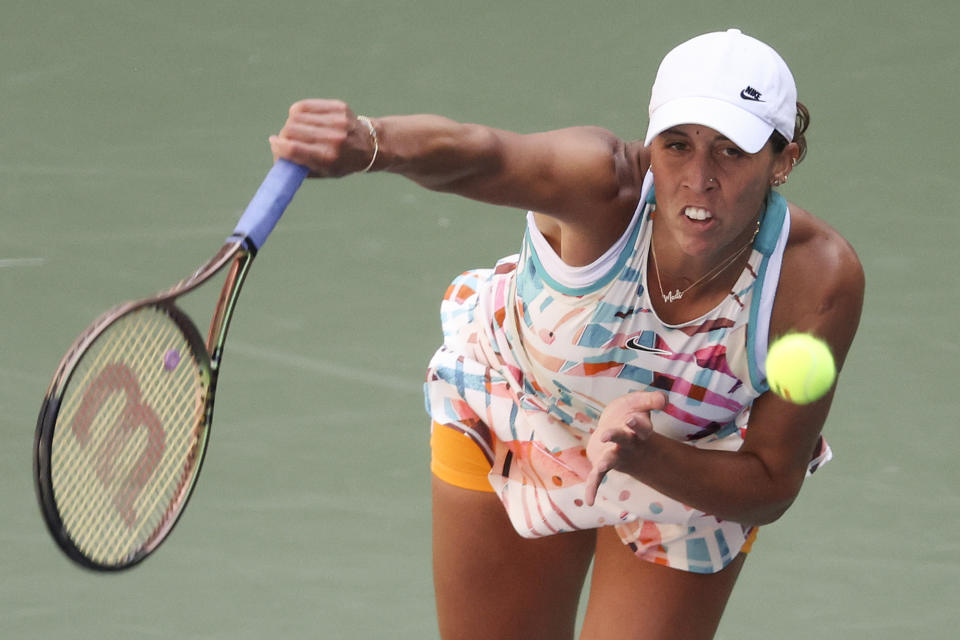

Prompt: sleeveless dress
xmin=425 ymin=176 xmax=831 ymax=573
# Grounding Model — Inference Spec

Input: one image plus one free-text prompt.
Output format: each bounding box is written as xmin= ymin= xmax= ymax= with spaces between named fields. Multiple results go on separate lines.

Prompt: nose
xmin=683 ymin=153 xmax=719 ymax=192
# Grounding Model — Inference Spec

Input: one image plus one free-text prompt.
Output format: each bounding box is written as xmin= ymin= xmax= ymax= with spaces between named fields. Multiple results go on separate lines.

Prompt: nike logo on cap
xmin=740 ymin=86 xmax=764 ymax=102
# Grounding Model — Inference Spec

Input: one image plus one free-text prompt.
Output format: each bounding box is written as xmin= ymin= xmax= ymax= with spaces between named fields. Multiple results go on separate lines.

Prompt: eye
xmin=719 ymin=145 xmax=746 ymax=159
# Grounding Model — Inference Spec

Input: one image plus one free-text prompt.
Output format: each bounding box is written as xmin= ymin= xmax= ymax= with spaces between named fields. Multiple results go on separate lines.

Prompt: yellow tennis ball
xmin=765 ymin=333 xmax=836 ymax=404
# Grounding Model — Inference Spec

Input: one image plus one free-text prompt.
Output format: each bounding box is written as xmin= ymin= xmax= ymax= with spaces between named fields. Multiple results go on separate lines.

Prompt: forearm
xmin=372 ymin=115 xmax=509 ymax=198
xmin=623 ymin=433 xmax=802 ymax=526
xmin=371 ymin=115 xmax=620 ymax=215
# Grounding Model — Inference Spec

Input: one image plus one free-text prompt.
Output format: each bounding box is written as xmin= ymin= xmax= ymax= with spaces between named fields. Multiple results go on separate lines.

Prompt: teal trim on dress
xmin=746 ymin=192 xmax=788 ymax=393
xmin=523 ymin=202 xmax=648 ymax=296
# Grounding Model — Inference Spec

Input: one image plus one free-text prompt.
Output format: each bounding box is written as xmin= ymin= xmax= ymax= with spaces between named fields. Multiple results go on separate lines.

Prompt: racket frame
xmin=34 ymin=159 xmax=306 ymax=570
xmin=34 ymin=241 xmax=254 ymax=570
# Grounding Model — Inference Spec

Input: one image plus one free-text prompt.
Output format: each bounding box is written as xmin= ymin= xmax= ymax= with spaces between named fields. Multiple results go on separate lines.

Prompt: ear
xmin=770 ymin=141 xmax=800 ymax=186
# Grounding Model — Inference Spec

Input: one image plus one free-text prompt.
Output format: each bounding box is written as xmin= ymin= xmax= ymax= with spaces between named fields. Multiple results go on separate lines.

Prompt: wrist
xmin=356 ymin=115 xmax=379 ymax=173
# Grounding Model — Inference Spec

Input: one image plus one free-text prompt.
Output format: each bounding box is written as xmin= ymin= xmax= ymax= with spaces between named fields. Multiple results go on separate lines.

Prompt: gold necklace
xmin=650 ymin=219 xmax=761 ymax=304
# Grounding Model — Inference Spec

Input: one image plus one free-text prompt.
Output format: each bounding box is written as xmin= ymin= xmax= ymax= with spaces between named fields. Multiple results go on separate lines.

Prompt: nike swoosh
xmin=624 ymin=336 xmax=672 ymax=355
xmin=739 ymin=89 xmax=764 ymax=102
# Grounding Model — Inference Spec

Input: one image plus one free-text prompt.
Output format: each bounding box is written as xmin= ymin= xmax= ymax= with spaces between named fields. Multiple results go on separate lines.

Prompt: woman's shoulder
xmin=784 ymin=203 xmax=862 ymax=278
xmin=527 ymin=132 xmax=648 ymax=266
xmin=770 ymin=202 xmax=865 ymax=363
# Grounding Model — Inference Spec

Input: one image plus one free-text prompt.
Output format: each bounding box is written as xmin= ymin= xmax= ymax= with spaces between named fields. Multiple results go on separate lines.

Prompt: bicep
xmin=422 ymin=125 xmax=633 ymax=220
xmin=498 ymin=127 xmax=630 ymax=216
xmin=771 ymin=212 xmax=866 ymax=369
xmin=741 ymin=223 xmax=865 ymax=489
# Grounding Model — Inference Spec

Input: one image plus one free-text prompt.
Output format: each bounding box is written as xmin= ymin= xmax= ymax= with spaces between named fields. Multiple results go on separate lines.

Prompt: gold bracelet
xmin=356 ymin=115 xmax=379 ymax=173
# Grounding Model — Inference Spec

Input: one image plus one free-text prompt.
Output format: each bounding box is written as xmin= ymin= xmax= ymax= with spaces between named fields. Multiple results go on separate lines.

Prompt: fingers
xmin=616 ymin=390 xmax=668 ymax=414
xmin=595 ymin=391 xmax=663 ymax=437
xmin=582 ymin=426 xmax=629 ymax=507
xmin=583 ymin=394 xmax=664 ymax=506
xmin=271 ymin=99 xmax=374 ymax=177
xmin=269 ymin=134 xmax=342 ymax=176
xmin=608 ymin=415 xmax=653 ymax=444
xmin=584 ymin=468 xmax=602 ymax=506
xmin=599 ymin=391 xmax=665 ymax=423
xmin=583 ymin=451 xmax=615 ymax=506
xmin=288 ymin=98 xmax=352 ymax=119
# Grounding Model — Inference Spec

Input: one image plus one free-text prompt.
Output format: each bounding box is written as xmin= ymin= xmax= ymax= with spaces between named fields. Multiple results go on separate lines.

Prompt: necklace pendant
xmin=662 ymin=289 xmax=684 ymax=303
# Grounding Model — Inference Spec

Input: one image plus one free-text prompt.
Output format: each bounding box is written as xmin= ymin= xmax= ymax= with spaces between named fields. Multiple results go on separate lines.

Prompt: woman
xmin=270 ymin=29 xmax=864 ymax=640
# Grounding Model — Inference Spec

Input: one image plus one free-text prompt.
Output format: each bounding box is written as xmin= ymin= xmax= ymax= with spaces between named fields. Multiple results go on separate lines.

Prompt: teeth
xmin=685 ymin=207 xmax=712 ymax=221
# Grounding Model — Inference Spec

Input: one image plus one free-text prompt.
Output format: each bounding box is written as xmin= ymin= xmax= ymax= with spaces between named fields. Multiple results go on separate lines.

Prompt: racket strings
xmin=50 ymin=306 xmax=207 ymax=566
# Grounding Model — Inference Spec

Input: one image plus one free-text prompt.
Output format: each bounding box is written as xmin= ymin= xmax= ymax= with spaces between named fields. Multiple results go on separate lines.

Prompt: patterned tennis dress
xmin=424 ymin=175 xmax=830 ymax=573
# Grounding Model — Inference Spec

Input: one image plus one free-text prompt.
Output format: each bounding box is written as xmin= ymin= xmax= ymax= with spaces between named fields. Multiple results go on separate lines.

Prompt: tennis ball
xmin=765 ymin=333 xmax=836 ymax=404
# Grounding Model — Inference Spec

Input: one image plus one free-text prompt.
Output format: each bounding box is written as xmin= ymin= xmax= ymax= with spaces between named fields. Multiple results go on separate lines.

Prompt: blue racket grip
xmin=231 ymin=159 xmax=309 ymax=251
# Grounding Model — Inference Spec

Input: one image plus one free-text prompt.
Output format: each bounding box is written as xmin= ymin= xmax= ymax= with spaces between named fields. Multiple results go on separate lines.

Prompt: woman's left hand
xmin=584 ymin=391 xmax=666 ymax=506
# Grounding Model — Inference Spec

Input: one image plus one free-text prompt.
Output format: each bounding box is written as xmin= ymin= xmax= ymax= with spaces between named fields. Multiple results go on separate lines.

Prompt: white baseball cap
xmin=644 ymin=29 xmax=797 ymax=153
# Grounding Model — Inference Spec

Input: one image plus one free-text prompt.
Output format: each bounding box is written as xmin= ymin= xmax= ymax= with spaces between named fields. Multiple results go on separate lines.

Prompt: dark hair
xmin=770 ymin=101 xmax=810 ymax=163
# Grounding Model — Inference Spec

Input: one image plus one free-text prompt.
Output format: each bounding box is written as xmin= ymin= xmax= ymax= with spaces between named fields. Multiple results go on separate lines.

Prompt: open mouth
xmin=683 ymin=206 xmax=713 ymax=221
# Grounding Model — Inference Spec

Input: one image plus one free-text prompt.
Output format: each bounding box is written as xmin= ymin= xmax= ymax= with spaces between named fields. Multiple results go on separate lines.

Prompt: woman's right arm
xmin=269 ymin=99 xmax=644 ymax=222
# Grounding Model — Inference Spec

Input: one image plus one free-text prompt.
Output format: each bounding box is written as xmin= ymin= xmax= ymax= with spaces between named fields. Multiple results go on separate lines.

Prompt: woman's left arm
xmin=585 ymin=208 xmax=865 ymax=526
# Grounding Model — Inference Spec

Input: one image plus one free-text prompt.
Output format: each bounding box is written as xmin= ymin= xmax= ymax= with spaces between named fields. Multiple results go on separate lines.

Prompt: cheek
xmin=739 ymin=177 xmax=772 ymax=201
xmin=726 ymin=165 xmax=774 ymax=203
xmin=725 ymin=186 xmax=768 ymax=218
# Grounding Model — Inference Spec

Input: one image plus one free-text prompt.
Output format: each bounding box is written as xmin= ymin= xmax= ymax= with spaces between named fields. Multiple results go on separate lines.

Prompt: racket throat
xmin=206 ymin=252 xmax=255 ymax=360
xmin=228 ymin=232 xmax=260 ymax=255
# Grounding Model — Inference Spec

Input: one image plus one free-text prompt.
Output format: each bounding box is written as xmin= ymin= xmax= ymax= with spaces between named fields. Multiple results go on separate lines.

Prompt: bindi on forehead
xmin=663 ymin=125 xmax=730 ymax=143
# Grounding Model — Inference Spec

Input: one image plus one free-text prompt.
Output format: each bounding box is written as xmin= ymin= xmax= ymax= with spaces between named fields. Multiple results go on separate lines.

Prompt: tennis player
xmin=271 ymin=29 xmax=864 ymax=640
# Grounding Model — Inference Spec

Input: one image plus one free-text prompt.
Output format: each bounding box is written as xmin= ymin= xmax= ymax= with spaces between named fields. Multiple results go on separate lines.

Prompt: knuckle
xmin=289 ymin=100 xmax=309 ymax=116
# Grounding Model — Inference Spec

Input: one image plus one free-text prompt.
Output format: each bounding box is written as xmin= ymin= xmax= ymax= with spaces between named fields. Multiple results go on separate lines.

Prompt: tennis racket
xmin=34 ymin=158 xmax=309 ymax=571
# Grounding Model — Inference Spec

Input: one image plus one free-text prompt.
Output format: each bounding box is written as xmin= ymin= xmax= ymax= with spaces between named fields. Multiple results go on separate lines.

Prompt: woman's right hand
xmin=269 ymin=99 xmax=378 ymax=178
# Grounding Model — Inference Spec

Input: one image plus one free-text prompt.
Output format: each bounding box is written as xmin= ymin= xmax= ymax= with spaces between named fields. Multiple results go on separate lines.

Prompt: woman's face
xmin=648 ymin=124 xmax=796 ymax=260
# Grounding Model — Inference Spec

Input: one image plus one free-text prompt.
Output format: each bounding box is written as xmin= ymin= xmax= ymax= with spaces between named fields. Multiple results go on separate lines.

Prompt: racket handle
xmin=231 ymin=159 xmax=309 ymax=251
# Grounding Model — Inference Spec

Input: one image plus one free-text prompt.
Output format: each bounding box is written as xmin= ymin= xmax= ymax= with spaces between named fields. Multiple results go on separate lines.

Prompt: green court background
xmin=2 ymin=1 xmax=957 ymax=637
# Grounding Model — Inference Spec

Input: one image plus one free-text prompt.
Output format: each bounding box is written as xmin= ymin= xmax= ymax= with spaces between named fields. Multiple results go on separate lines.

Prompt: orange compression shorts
xmin=430 ymin=422 xmax=496 ymax=493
